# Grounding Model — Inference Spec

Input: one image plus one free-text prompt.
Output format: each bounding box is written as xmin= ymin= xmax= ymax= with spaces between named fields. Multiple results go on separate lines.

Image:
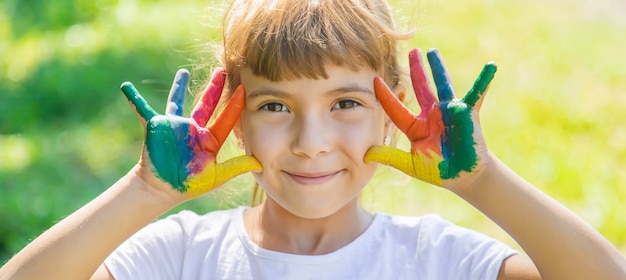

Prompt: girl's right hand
xmin=121 ymin=68 xmax=262 ymax=202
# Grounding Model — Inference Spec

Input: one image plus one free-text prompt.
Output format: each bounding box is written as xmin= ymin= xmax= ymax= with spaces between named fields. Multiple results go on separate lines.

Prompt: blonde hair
xmin=215 ymin=0 xmax=412 ymax=205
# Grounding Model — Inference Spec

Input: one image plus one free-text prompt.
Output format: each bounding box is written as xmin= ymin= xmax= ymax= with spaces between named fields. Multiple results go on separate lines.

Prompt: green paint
xmin=121 ymin=82 xmax=158 ymax=122
xmin=437 ymin=62 xmax=496 ymax=180
xmin=463 ymin=62 xmax=497 ymax=107
xmin=438 ymin=101 xmax=478 ymax=179
xmin=145 ymin=116 xmax=189 ymax=193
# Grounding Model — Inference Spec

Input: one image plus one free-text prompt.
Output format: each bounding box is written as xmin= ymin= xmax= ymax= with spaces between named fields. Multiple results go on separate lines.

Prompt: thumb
xmin=365 ymin=145 xmax=443 ymax=186
xmin=215 ymin=155 xmax=263 ymax=183
xmin=364 ymin=145 xmax=415 ymax=174
xmin=184 ymin=155 xmax=262 ymax=198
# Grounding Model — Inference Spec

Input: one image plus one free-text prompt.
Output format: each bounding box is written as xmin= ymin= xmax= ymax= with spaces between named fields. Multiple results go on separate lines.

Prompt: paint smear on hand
xmin=438 ymin=101 xmax=478 ymax=180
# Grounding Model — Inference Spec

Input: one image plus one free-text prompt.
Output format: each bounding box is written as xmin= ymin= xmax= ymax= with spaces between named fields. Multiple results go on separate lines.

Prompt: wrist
xmin=446 ymin=151 xmax=498 ymax=198
xmin=125 ymin=165 xmax=185 ymax=209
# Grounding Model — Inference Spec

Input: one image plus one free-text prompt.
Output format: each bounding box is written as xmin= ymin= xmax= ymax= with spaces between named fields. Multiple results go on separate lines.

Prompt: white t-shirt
xmin=104 ymin=207 xmax=517 ymax=280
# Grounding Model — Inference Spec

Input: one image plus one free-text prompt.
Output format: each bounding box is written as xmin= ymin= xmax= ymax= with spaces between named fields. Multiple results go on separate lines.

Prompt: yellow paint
xmin=185 ymin=155 xmax=262 ymax=198
xmin=364 ymin=145 xmax=443 ymax=186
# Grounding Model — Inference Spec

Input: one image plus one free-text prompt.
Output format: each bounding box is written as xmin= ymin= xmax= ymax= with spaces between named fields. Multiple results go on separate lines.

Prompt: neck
xmin=244 ymin=197 xmax=373 ymax=255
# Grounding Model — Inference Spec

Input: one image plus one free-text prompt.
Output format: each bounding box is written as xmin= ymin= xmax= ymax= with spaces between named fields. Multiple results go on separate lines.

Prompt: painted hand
xmin=121 ymin=68 xmax=262 ymax=199
xmin=365 ymin=48 xmax=495 ymax=188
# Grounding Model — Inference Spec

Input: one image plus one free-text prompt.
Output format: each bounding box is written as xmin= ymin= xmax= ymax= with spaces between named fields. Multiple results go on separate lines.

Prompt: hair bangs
xmin=223 ymin=0 xmax=411 ymax=91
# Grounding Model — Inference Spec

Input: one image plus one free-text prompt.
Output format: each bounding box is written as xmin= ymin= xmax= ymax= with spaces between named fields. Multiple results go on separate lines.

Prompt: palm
xmin=366 ymin=48 xmax=495 ymax=188
xmin=142 ymin=114 xmax=213 ymax=191
xmin=122 ymin=68 xmax=261 ymax=199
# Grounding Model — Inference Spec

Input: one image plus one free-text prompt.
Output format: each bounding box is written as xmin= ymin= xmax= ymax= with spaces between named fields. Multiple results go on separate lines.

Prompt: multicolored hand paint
xmin=121 ymin=68 xmax=262 ymax=198
xmin=365 ymin=48 xmax=496 ymax=186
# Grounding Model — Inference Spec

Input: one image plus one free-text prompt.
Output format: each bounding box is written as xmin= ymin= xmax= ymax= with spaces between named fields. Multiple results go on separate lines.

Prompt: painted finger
xmin=426 ymin=49 xmax=456 ymax=102
xmin=213 ymin=155 xmax=262 ymax=184
xmin=165 ymin=69 xmax=190 ymax=116
xmin=208 ymin=85 xmax=245 ymax=146
xmin=364 ymin=146 xmax=419 ymax=178
xmin=409 ymin=48 xmax=437 ymax=115
xmin=365 ymin=145 xmax=443 ymax=186
xmin=185 ymin=155 xmax=262 ymax=198
xmin=462 ymin=62 xmax=497 ymax=110
xmin=121 ymin=81 xmax=158 ymax=122
xmin=374 ymin=77 xmax=416 ymax=134
xmin=191 ymin=67 xmax=226 ymax=127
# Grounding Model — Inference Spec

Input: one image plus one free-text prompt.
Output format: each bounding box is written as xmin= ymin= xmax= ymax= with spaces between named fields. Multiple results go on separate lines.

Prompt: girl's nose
xmin=291 ymin=115 xmax=332 ymax=159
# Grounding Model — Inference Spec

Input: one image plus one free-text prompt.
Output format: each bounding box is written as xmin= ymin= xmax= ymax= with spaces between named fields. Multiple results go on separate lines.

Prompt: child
xmin=2 ymin=0 xmax=625 ymax=279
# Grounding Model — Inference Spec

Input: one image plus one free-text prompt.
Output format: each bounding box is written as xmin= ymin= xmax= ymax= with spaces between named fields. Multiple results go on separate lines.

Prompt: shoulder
xmin=165 ymin=207 xmax=240 ymax=228
xmin=161 ymin=207 xmax=243 ymax=241
xmin=379 ymin=212 xmax=491 ymax=239
xmin=374 ymin=212 xmax=517 ymax=279
xmin=379 ymin=212 xmax=511 ymax=250
xmin=376 ymin=212 xmax=452 ymax=236
xmin=107 ymin=207 xmax=243 ymax=250
xmin=162 ymin=206 xmax=240 ymax=224
xmin=104 ymin=207 xmax=246 ymax=279
xmin=369 ymin=213 xmax=454 ymax=256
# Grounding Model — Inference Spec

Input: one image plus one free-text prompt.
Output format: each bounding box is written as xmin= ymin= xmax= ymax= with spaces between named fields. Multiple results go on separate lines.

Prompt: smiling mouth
xmin=285 ymin=171 xmax=341 ymax=185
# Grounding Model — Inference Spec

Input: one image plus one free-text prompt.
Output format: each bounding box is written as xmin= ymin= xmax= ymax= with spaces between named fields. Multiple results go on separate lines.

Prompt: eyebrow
xmin=246 ymin=83 xmax=374 ymax=99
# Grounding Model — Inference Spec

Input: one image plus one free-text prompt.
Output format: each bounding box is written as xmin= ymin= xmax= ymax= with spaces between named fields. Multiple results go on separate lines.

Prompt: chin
xmin=266 ymin=193 xmax=360 ymax=220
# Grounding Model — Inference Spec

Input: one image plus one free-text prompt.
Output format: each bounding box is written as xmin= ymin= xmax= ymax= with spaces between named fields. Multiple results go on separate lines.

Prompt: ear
xmin=395 ymin=84 xmax=407 ymax=103
xmin=383 ymin=83 xmax=407 ymax=136
xmin=232 ymin=120 xmax=244 ymax=145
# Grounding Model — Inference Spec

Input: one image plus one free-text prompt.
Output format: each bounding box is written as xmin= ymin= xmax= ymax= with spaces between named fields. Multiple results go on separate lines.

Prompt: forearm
xmin=454 ymin=153 xmax=626 ymax=280
xmin=0 ymin=167 xmax=178 ymax=280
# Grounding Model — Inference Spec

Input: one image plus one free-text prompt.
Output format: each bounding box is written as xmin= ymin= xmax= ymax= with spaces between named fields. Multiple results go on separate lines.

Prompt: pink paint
xmin=192 ymin=67 xmax=226 ymax=127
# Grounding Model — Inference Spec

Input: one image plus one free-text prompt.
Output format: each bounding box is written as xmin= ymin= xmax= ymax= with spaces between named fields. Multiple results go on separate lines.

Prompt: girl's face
xmin=239 ymin=65 xmax=387 ymax=219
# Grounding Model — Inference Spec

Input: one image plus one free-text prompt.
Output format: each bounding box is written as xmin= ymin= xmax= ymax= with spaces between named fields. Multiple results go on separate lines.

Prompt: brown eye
xmin=260 ymin=102 xmax=288 ymax=112
xmin=332 ymin=99 xmax=360 ymax=110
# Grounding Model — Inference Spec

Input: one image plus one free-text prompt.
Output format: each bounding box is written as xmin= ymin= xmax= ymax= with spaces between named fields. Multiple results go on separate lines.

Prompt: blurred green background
xmin=1 ymin=0 xmax=625 ymax=264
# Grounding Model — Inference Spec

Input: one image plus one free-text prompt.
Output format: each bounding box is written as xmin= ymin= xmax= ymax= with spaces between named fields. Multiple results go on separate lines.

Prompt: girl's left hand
xmin=365 ymin=48 xmax=496 ymax=190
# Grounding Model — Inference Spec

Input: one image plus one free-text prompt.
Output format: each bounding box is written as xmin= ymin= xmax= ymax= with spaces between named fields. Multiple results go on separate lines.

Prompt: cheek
xmin=340 ymin=128 xmax=381 ymax=156
xmin=241 ymin=108 xmax=386 ymax=159
xmin=240 ymin=113 xmax=284 ymax=159
xmin=339 ymin=110 xmax=386 ymax=148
